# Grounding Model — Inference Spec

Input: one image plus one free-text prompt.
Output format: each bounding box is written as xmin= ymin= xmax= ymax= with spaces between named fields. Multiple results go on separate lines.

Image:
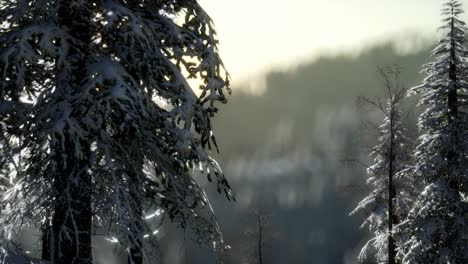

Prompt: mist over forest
xmin=116 ymin=38 xmax=432 ymax=264
xmin=7 ymin=36 xmax=433 ymax=264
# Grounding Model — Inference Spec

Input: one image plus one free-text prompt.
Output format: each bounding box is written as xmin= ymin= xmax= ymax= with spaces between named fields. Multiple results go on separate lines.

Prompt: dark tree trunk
xmin=448 ymin=14 xmax=459 ymax=159
xmin=41 ymin=223 xmax=51 ymax=261
xmin=47 ymin=2 xmax=93 ymax=263
xmin=122 ymin=2 xmax=145 ymax=262
xmin=256 ymin=213 xmax=263 ymax=264
xmin=51 ymin=139 xmax=93 ymax=264
xmin=447 ymin=11 xmax=460 ymax=193
xmin=128 ymin=196 xmax=143 ymax=264
xmin=127 ymin=149 xmax=144 ymax=264
xmin=387 ymin=109 xmax=397 ymax=264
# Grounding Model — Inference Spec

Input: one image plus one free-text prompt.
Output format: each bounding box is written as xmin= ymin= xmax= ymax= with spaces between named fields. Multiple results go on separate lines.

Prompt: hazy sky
xmin=200 ymin=0 xmax=468 ymax=91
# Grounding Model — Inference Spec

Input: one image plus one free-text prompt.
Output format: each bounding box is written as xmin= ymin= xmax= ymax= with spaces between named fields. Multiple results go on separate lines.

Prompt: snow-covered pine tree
xmin=399 ymin=1 xmax=468 ymax=263
xmin=351 ymin=67 xmax=413 ymax=264
xmin=0 ymin=0 xmax=233 ymax=263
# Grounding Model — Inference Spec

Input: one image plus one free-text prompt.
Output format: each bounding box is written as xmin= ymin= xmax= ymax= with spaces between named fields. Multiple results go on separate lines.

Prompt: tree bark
xmin=47 ymin=2 xmax=93 ymax=263
xmin=51 ymin=138 xmax=93 ymax=264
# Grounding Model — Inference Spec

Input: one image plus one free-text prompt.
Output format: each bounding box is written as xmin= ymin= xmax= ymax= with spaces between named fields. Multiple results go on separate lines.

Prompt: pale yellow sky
xmin=200 ymin=0 xmax=468 ymax=92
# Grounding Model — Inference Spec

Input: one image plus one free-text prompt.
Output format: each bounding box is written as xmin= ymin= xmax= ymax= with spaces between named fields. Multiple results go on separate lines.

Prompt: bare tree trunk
xmin=256 ymin=213 xmax=263 ymax=264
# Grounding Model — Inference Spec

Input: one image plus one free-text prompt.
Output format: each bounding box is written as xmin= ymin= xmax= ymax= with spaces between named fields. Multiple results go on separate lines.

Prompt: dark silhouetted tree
xmin=0 ymin=0 xmax=232 ymax=263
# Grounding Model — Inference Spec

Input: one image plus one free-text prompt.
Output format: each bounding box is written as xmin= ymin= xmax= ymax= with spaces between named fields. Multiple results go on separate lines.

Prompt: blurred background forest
xmin=83 ymin=37 xmax=430 ymax=264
